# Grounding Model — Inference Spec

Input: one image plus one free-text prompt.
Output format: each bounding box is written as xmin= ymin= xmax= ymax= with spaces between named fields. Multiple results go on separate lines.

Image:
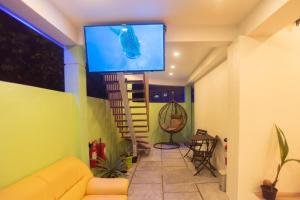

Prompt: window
xmin=0 ymin=10 xmax=64 ymax=91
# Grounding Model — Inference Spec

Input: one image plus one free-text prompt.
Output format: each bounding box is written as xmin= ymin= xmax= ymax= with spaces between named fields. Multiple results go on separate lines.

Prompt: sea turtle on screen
xmin=110 ymin=25 xmax=141 ymax=59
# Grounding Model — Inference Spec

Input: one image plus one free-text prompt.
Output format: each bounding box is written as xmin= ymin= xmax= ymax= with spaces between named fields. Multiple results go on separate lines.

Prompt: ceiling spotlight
xmin=173 ymin=52 xmax=180 ymax=57
xmin=170 ymin=65 xmax=175 ymax=69
xmin=169 ymin=72 xmax=174 ymax=76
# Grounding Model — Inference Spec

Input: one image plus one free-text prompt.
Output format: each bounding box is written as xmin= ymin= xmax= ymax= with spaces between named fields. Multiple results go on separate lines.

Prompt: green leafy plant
xmin=271 ymin=125 xmax=300 ymax=187
xmin=94 ymin=157 xmax=127 ymax=178
xmin=264 ymin=125 xmax=300 ymax=188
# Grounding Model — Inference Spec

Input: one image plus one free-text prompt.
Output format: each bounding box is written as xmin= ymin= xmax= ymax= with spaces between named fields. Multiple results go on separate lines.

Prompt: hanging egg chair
xmin=154 ymin=100 xmax=187 ymax=149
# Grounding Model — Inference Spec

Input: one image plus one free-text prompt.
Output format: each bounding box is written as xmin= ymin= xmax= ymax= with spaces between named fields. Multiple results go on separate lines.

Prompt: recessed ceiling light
xmin=169 ymin=72 xmax=174 ymax=76
xmin=170 ymin=65 xmax=175 ymax=69
xmin=173 ymin=52 xmax=180 ymax=57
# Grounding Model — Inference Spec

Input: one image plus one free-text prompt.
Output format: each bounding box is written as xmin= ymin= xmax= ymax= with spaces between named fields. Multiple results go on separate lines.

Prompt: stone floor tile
xmin=164 ymin=192 xmax=203 ymax=200
xmin=129 ymin=183 xmax=162 ymax=195
xmin=162 ymin=152 xmax=182 ymax=159
xmin=136 ymin=161 xmax=161 ymax=171
xmin=131 ymin=171 xmax=162 ymax=184
xmin=162 ymin=166 xmax=188 ymax=174
xmin=163 ymin=182 xmax=198 ymax=193
xmin=161 ymin=149 xmax=180 ymax=153
xmin=197 ymin=183 xmax=229 ymax=200
xmin=162 ymin=160 xmax=186 ymax=167
xmin=193 ymin=170 xmax=220 ymax=184
xmin=163 ymin=169 xmax=195 ymax=184
xmin=139 ymin=155 xmax=162 ymax=162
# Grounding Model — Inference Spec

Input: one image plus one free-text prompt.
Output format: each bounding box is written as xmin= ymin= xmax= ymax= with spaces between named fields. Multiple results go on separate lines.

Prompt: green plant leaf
xmin=94 ymin=156 xmax=127 ymax=178
xmin=285 ymin=159 xmax=300 ymax=164
xmin=275 ymin=125 xmax=289 ymax=164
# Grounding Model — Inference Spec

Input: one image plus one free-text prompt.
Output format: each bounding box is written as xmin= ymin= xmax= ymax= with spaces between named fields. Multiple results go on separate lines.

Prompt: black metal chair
xmin=193 ymin=135 xmax=219 ymax=177
xmin=184 ymin=129 xmax=208 ymax=159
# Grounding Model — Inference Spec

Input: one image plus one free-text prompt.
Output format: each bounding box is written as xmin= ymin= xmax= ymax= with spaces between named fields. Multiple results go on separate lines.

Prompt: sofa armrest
xmin=86 ymin=177 xmax=129 ymax=195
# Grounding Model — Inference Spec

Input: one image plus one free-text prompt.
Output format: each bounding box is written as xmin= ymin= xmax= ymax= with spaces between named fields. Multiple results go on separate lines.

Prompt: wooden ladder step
xmin=127 ymin=89 xmax=144 ymax=94
xmin=110 ymin=98 xmax=146 ymax=102
xmin=122 ymin=135 xmax=148 ymax=139
xmin=106 ymin=90 xmax=145 ymax=93
xmin=115 ymin=119 xmax=147 ymax=122
xmin=114 ymin=113 xmax=147 ymax=116
xmin=111 ymin=105 xmax=146 ymax=109
xmin=107 ymin=89 xmax=120 ymax=93
xmin=121 ymin=130 xmax=149 ymax=134
xmin=117 ymin=125 xmax=148 ymax=128
xmin=129 ymin=98 xmax=146 ymax=102
xmin=126 ymin=80 xmax=144 ymax=84
xmin=104 ymin=80 xmax=144 ymax=84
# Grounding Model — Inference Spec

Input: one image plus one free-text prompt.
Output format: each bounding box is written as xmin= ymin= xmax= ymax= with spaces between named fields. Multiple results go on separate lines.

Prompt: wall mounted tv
xmin=84 ymin=23 xmax=165 ymax=73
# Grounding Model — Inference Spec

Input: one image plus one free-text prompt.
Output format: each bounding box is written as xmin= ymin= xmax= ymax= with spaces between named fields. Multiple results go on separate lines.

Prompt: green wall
xmin=86 ymin=97 xmax=127 ymax=159
xmin=149 ymin=86 xmax=193 ymax=144
xmin=0 ymin=81 xmax=79 ymax=188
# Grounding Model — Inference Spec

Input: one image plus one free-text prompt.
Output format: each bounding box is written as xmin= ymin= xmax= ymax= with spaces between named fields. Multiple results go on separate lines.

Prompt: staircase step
xmin=127 ymin=89 xmax=144 ymax=94
xmin=108 ymin=97 xmax=146 ymax=102
xmin=115 ymin=119 xmax=147 ymax=122
xmin=111 ymin=105 xmax=146 ymax=109
xmin=129 ymin=98 xmax=146 ymax=102
xmin=122 ymin=135 xmax=148 ymax=139
xmin=109 ymin=98 xmax=146 ymax=102
xmin=117 ymin=125 xmax=148 ymax=128
xmin=126 ymin=80 xmax=144 ymax=84
xmin=107 ymin=90 xmax=145 ymax=93
xmin=114 ymin=113 xmax=147 ymax=116
xmin=104 ymin=80 xmax=144 ymax=84
xmin=121 ymin=130 xmax=149 ymax=134
xmin=106 ymin=89 xmax=120 ymax=93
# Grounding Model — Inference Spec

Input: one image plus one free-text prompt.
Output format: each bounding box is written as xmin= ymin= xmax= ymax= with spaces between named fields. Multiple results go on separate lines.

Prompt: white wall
xmin=228 ymin=26 xmax=300 ymax=199
xmin=194 ymin=61 xmax=229 ymax=171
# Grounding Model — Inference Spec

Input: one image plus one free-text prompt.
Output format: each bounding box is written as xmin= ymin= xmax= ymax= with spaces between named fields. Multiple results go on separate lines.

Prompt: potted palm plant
xmin=261 ymin=125 xmax=300 ymax=200
xmin=94 ymin=156 xmax=127 ymax=178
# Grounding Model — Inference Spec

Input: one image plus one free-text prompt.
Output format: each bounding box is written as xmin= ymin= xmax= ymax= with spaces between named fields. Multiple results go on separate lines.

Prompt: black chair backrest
xmin=207 ymin=136 xmax=219 ymax=157
xmin=196 ymin=129 xmax=207 ymax=135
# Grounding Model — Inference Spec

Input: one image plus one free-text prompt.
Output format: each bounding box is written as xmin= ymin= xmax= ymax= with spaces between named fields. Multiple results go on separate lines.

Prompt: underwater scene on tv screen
xmin=84 ymin=24 xmax=165 ymax=72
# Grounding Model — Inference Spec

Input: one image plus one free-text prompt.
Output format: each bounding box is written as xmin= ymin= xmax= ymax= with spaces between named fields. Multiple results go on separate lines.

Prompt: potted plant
xmin=94 ymin=156 xmax=127 ymax=178
xmin=261 ymin=125 xmax=300 ymax=200
xmin=121 ymin=152 xmax=133 ymax=169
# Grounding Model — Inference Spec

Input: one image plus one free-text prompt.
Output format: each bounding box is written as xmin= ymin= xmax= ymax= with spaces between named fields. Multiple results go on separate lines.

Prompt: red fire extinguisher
xmin=89 ymin=141 xmax=97 ymax=168
xmin=96 ymin=138 xmax=106 ymax=160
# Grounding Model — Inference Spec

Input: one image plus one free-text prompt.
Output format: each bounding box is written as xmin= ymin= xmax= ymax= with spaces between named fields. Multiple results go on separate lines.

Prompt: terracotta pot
xmin=261 ymin=185 xmax=278 ymax=200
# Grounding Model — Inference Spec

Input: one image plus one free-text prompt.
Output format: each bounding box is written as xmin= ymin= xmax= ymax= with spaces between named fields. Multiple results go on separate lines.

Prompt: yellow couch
xmin=0 ymin=157 xmax=128 ymax=200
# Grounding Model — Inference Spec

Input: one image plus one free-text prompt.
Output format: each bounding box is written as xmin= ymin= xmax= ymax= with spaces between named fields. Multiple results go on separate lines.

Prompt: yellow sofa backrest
xmin=0 ymin=157 xmax=93 ymax=200
xmin=0 ymin=176 xmax=53 ymax=200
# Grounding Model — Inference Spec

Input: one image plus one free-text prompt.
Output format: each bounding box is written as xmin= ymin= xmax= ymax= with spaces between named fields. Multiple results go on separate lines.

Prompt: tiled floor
xmin=128 ymin=147 xmax=229 ymax=200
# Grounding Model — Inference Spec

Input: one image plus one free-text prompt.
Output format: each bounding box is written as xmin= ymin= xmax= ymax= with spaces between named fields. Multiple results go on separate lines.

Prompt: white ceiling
xmin=51 ymin=0 xmax=261 ymax=27
xmin=48 ymin=0 xmax=261 ymax=85
xmin=149 ymin=42 xmax=227 ymax=85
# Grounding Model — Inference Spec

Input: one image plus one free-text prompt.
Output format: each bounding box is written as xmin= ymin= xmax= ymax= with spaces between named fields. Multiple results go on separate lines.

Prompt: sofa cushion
xmin=34 ymin=157 xmax=93 ymax=199
xmin=0 ymin=176 xmax=53 ymax=200
xmin=59 ymin=176 xmax=91 ymax=200
xmin=82 ymin=195 xmax=127 ymax=200
xmin=86 ymin=178 xmax=128 ymax=195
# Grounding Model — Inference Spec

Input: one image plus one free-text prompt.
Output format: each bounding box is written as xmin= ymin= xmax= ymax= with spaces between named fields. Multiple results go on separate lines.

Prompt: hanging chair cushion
xmin=161 ymin=116 xmax=184 ymax=132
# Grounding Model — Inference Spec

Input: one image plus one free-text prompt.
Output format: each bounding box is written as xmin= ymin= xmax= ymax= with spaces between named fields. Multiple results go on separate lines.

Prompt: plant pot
xmin=132 ymin=156 xmax=138 ymax=163
xmin=124 ymin=156 xmax=133 ymax=169
xmin=261 ymin=185 xmax=278 ymax=200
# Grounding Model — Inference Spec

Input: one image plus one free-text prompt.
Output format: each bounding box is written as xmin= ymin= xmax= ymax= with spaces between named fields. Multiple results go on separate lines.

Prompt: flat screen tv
xmin=84 ymin=23 xmax=165 ymax=73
